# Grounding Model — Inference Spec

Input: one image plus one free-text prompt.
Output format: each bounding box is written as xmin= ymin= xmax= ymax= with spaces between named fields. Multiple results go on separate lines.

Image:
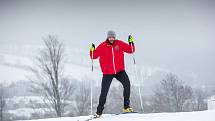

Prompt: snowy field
xmin=24 ymin=110 xmax=215 ymax=121
xmin=0 ymin=52 xmax=167 ymax=86
xmin=0 ymin=53 xmax=102 ymax=85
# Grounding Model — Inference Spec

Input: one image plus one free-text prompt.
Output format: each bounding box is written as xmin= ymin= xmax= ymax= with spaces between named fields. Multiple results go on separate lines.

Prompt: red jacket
xmin=90 ymin=40 xmax=135 ymax=75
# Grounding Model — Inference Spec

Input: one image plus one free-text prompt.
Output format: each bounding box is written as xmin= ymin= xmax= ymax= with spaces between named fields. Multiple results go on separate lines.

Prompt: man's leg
xmin=96 ymin=74 xmax=114 ymax=115
xmin=115 ymin=70 xmax=131 ymax=109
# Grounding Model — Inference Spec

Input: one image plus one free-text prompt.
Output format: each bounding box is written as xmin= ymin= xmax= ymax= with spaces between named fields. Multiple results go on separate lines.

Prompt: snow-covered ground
xmin=6 ymin=96 xmax=54 ymax=120
xmin=0 ymin=53 xmax=102 ymax=85
xmin=24 ymin=110 xmax=215 ymax=121
xmin=1 ymin=51 xmax=212 ymax=96
xmin=0 ymin=52 xmax=167 ymax=87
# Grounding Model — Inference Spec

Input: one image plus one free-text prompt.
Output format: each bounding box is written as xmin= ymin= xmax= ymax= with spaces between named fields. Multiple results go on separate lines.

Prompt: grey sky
xmin=0 ymin=0 xmax=215 ymax=81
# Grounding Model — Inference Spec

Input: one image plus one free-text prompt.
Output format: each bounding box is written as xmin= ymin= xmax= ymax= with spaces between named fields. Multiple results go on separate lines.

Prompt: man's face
xmin=108 ymin=37 xmax=115 ymax=44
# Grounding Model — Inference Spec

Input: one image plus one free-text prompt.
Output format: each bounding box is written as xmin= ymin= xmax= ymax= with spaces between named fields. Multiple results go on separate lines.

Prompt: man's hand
xmin=128 ymin=35 xmax=134 ymax=44
xmin=90 ymin=43 xmax=95 ymax=51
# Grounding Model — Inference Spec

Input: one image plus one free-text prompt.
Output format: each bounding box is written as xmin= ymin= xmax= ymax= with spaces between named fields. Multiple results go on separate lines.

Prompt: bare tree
xmin=152 ymin=73 xmax=193 ymax=112
xmin=75 ymin=80 xmax=91 ymax=116
xmin=30 ymin=35 xmax=75 ymax=117
xmin=0 ymin=84 xmax=6 ymax=121
xmin=191 ymin=88 xmax=208 ymax=111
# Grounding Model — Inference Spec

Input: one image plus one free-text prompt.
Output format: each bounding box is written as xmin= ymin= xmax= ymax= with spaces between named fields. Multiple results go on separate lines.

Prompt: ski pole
xmin=91 ymin=51 xmax=94 ymax=72
xmin=90 ymin=48 xmax=94 ymax=115
xmin=135 ymin=64 xmax=144 ymax=113
xmin=131 ymin=43 xmax=136 ymax=65
xmin=129 ymin=35 xmax=144 ymax=112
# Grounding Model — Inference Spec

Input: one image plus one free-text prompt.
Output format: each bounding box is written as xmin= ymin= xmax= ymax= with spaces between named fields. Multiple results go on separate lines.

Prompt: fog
xmin=0 ymin=0 xmax=215 ymax=82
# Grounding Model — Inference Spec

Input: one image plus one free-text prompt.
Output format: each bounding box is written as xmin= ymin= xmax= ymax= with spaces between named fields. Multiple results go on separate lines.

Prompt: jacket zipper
xmin=111 ymin=46 xmax=116 ymax=74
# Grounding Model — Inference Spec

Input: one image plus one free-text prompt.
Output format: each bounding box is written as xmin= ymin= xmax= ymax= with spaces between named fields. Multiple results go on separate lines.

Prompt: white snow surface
xmin=23 ymin=110 xmax=215 ymax=121
xmin=0 ymin=53 xmax=166 ymax=86
xmin=0 ymin=53 xmax=102 ymax=85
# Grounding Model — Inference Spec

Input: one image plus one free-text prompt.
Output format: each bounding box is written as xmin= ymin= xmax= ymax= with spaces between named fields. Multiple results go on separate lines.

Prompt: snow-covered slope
xmin=0 ymin=53 xmax=33 ymax=84
xmin=0 ymin=53 xmax=167 ymax=87
xmin=2 ymin=52 xmax=209 ymax=96
xmin=24 ymin=110 xmax=215 ymax=121
xmin=0 ymin=53 xmax=102 ymax=85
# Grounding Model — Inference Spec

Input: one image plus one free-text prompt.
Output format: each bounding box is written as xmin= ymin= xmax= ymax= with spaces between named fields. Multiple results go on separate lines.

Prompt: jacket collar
xmin=105 ymin=39 xmax=116 ymax=46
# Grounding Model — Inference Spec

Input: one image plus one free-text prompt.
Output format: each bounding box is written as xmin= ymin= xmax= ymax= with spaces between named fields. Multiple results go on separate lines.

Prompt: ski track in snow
xmin=23 ymin=110 xmax=215 ymax=121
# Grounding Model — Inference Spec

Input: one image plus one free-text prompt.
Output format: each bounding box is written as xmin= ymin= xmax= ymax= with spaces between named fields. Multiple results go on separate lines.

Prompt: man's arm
xmin=119 ymin=40 xmax=135 ymax=54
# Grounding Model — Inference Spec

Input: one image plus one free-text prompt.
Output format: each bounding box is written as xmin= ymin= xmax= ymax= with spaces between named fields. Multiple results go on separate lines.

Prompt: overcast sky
xmin=0 ymin=0 xmax=215 ymax=82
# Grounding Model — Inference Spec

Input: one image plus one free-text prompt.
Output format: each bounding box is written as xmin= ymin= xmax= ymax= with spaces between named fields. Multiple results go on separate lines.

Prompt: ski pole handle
xmin=90 ymin=43 xmax=95 ymax=72
xmin=91 ymin=51 xmax=94 ymax=72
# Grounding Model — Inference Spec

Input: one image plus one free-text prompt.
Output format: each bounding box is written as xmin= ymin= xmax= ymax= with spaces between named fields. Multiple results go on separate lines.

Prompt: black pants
xmin=96 ymin=70 xmax=131 ymax=114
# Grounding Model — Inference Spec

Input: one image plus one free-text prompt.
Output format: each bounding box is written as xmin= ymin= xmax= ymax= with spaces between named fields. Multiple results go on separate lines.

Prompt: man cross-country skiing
xmin=90 ymin=30 xmax=135 ymax=118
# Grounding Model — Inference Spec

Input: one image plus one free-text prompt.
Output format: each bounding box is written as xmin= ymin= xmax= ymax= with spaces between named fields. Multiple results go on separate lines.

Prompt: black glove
xmin=90 ymin=43 xmax=95 ymax=51
xmin=128 ymin=35 xmax=134 ymax=44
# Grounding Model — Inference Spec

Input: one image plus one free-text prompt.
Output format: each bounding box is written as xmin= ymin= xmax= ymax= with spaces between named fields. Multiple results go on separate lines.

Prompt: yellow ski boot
xmin=93 ymin=112 xmax=101 ymax=118
xmin=123 ymin=107 xmax=134 ymax=113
